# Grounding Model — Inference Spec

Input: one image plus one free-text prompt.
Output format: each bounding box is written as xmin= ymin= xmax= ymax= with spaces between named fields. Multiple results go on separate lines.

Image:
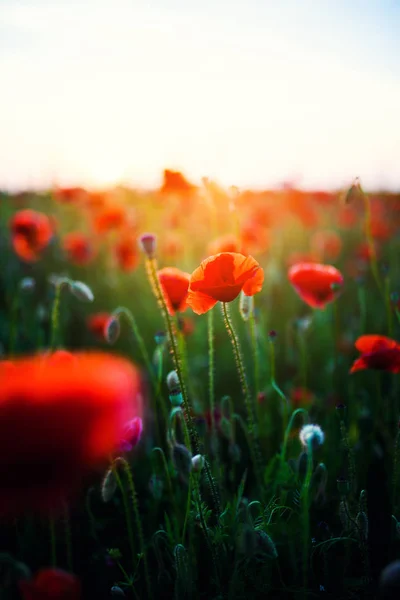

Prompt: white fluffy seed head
xmin=299 ymin=424 xmax=325 ymax=450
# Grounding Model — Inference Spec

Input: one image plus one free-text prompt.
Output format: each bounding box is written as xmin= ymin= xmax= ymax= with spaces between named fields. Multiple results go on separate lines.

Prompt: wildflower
xmin=157 ymin=267 xmax=191 ymax=315
xmin=288 ymin=262 xmax=344 ymax=309
xmin=160 ymin=169 xmax=196 ymax=195
xmin=10 ymin=209 xmax=53 ymax=262
xmin=62 ymin=232 xmax=95 ymax=266
xmin=350 ymin=335 xmax=400 ymax=374
xmin=118 ymin=416 xmax=143 ymax=452
xmin=114 ymin=232 xmax=139 ymax=272
xmin=93 ymin=205 xmax=126 ymax=234
xmin=187 ymin=252 xmax=264 ymax=315
xmin=0 ymin=352 xmax=141 ymax=516
xmin=19 ymin=568 xmax=82 ymax=600
xmin=299 ymin=424 xmax=325 ymax=450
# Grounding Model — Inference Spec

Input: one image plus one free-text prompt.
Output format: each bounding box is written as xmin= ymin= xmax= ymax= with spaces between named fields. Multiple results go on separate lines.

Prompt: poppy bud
xmin=48 ymin=274 xmax=70 ymax=289
xmin=255 ymin=530 xmax=278 ymax=558
xmin=239 ymin=291 xmax=254 ymax=322
xmin=191 ymin=454 xmax=205 ymax=472
xmin=166 ymin=370 xmax=180 ymax=392
xmin=101 ymin=467 xmax=117 ymax=503
xmin=105 ymin=316 xmax=120 ymax=345
xmin=220 ymin=417 xmax=233 ymax=441
xmin=111 ymin=585 xmax=126 ymax=597
xmin=380 ymin=560 xmax=400 ymax=599
xmin=20 ymin=277 xmax=35 ymax=292
xmin=299 ymin=424 xmax=325 ymax=450
xmin=228 ymin=442 xmax=241 ymax=463
xmin=139 ymin=233 xmax=157 ymax=258
xmin=172 ymin=444 xmax=192 ymax=481
xmin=155 ymin=331 xmax=166 ymax=345
xmin=356 ymin=511 xmax=368 ymax=542
xmin=70 ymin=281 xmax=94 ymax=303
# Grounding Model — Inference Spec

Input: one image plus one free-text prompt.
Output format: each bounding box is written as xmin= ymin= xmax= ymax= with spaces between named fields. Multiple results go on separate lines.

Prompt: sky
xmin=0 ymin=0 xmax=400 ymax=191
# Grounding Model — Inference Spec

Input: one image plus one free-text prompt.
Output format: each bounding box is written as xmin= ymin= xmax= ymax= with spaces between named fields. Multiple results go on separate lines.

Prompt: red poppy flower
xmin=19 ymin=568 xmax=81 ymax=600
xmin=187 ymin=252 xmax=264 ymax=315
xmin=93 ymin=205 xmax=126 ymax=234
xmin=157 ymin=267 xmax=191 ymax=315
xmin=350 ymin=335 xmax=400 ymax=374
xmin=160 ymin=169 xmax=196 ymax=195
xmin=87 ymin=313 xmax=112 ymax=341
xmin=288 ymin=262 xmax=344 ymax=309
xmin=114 ymin=232 xmax=139 ymax=272
xmin=10 ymin=210 xmax=53 ymax=262
xmin=0 ymin=352 xmax=141 ymax=517
xmin=119 ymin=416 xmax=143 ymax=452
xmin=62 ymin=232 xmax=96 ymax=266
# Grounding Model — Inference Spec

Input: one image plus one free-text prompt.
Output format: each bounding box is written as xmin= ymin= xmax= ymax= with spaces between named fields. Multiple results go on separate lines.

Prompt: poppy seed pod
xmin=70 ymin=281 xmax=94 ymax=303
xmin=139 ymin=233 xmax=157 ymax=258
xmin=191 ymin=454 xmax=205 ymax=472
xmin=166 ymin=370 xmax=180 ymax=392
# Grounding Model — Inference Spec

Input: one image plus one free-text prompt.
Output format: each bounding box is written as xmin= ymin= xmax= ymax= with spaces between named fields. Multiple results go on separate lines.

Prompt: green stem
xmin=301 ymin=440 xmax=313 ymax=596
xmin=269 ymin=339 xmax=289 ymax=435
xmin=249 ymin=306 xmax=260 ymax=396
xmin=50 ymin=283 xmax=63 ymax=350
xmin=384 ymin=277 xmax=394 ymax=337
xmin=222 ymin=302 xmax=263 ymax=488
xmin=281 ymin=408 xmax=309 ymax=463
xmin=113 ymin=462 xmax=136 ymax=574
xmin=119 ymin=457 xmax=153 ymax=600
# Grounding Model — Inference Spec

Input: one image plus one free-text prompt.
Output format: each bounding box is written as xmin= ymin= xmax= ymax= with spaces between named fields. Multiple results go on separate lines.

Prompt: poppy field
xmin=1 ymin=174 xmax=400 ymax=599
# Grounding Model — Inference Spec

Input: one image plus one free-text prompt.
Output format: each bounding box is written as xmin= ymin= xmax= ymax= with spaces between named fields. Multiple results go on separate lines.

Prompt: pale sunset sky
xmin=0 ymin=0 xmax=399 ymax=191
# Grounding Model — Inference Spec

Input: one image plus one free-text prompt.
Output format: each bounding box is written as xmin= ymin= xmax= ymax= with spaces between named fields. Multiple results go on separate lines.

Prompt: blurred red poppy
xmin=288 ymin=262 xmax=344 ymax=309
xmin=0 ymin=352 xmax=141 ymax=517
xmin=350 ymin=335 xmax=400 ymax=374
xmin=86 ymin=313 xmax=112 ymax=341
xmin=157 ymin=267 xmax=191 ymax=315
xmin=19 ymin=568 xmax=81 ymax=600
xmin=290 ymin=387 xmax=315 ymax=408
xmin=160 ymin=169 xmax=196 ymax=195
xmin=62 ymin=232 xmax=96 ymax=266
xmin=10 ymin=210 xmax=53 ymax=262
xmin=53 ymin=187 xmax=87 ymax=204
xmin=114 ymin=232 xmax=139 ymax=272
xmin=93 ymin=205 xmax=126 ymax=234
xmin=187 ymin=252 xmax=264 ymax=315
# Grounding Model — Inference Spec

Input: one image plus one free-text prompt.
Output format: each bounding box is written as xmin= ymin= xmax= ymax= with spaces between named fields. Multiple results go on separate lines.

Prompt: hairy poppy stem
xmin=301 ymin=440 xmax=313 ymax=597
xmin=145 ymin=256 xmax=221 ymax=516
xmin=280 ymin=408 xmax=309 ymax=463
xmin=222 ymin=302 xmax=263 ymax=489
xmin=50 ymin=282 xmax=63 ymax=350
xmin=112 ymin=462 xmax=136 ymax=575
xmin=249 ymin=304 xmax=261 ymax=398
xmin=384 ymin=276 xmax=394 ymax=337
xmin=117 ymin=457 xmax=153 ymax=600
